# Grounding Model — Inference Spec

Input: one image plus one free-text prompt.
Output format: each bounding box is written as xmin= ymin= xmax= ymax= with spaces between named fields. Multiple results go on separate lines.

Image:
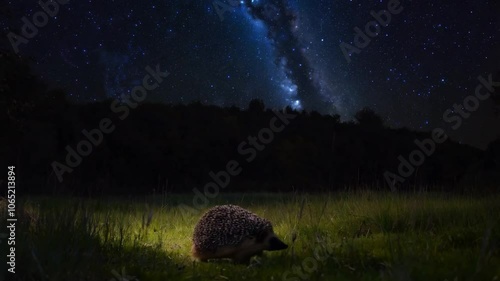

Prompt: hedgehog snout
xmin=267 ymin=236 xmax=288 ymax=251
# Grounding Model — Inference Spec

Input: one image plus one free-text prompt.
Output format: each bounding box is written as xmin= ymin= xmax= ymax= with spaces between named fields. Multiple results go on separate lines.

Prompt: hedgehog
xmin=191 ymin=204 xmax=288 ymax=264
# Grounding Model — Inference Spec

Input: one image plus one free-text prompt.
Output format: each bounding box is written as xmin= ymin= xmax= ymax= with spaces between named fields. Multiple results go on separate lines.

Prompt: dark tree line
xmin=1 ymin=51 xmax=499 ymax=196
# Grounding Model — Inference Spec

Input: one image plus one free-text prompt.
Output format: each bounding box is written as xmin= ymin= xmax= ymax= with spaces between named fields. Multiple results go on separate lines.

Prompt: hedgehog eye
xmin=247 ymin=235 xmax=256 ymax=241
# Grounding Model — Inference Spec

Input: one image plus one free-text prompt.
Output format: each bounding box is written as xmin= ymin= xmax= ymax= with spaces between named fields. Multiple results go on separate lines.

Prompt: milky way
xmin=241 ymin=0 xmax=330 ymax=112
xmin=1 ymin=0 xmax=499 ymax=148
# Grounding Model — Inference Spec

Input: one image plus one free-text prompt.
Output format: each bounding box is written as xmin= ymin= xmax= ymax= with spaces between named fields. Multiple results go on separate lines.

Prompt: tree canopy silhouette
xmin=248 ymin=98 xmax=266 ymax=112
xmin=354 ymin=107 xmax=384 ymax=128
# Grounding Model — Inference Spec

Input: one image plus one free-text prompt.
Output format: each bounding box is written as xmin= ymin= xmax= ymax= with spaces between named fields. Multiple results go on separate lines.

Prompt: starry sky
xmin=1 ymin=0 xmax=499 ymax=148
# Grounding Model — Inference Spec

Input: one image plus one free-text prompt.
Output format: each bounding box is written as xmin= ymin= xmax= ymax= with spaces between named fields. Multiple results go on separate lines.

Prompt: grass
xmin=3 ymin=191 xmax=500 ymax=281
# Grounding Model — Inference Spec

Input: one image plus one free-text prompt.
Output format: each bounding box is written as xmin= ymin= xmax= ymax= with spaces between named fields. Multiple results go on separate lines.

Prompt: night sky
xmin=1 ymin=0 xmax=499 ymax=148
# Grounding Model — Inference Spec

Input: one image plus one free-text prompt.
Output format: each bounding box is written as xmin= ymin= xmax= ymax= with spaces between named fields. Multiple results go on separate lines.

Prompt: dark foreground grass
xmin=2 ymin=192 xmax=500 ymax=281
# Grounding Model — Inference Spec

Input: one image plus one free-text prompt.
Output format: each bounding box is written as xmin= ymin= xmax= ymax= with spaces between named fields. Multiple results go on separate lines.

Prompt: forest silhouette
xmin=2 ymin=50 xmax=499 ymax=195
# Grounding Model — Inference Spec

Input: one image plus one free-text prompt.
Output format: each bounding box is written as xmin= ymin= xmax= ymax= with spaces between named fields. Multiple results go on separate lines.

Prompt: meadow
xmin=4 ymin=192 xmax=500 ymax=281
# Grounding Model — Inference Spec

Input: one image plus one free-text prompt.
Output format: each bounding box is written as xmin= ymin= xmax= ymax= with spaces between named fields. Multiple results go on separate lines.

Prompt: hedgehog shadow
xmin=198 ymin=250 xmax=289 ymax=266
